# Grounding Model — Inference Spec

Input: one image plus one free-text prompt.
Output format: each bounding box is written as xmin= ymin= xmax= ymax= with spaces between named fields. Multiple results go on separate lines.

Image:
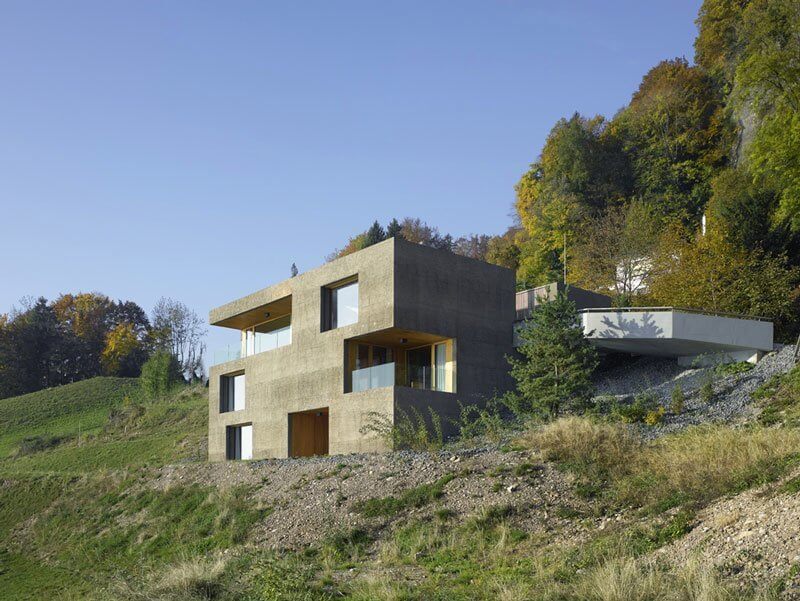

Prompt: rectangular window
xmin=220 ymin=373 xmax=245 ymax=413
xmin=226 ymin=424 xmax=253 ymax=460
xmin=322 ymin=278 xmax=359 ymax=330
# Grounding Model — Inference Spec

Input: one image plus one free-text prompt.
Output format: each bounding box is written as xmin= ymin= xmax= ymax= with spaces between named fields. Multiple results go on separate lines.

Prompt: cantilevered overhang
xmin=579 ymin=308 xmax=773 ymax=359
xmin=210 ymin=280 xmax=292 ymax=330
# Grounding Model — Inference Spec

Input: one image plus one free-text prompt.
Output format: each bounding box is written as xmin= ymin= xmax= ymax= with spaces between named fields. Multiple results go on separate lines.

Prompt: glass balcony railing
xmin=212 ymin=345 xmax=242 ymax=366
xmin=352 ymin=362 xmax=396 ymax=392
xmin=246 ymin=325 xmax=291 ymax=355
xmin=211 ymin=325 xmax=293 ymax=367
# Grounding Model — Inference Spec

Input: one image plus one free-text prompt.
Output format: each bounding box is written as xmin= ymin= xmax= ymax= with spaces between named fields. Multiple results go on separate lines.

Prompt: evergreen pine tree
xmin=508 ymin=288 xmax=598 ymax=417
xmin=386 ymin=218 xmax=403 ymax=239
xmin=364 ymin=220 xmax=387 ymax=247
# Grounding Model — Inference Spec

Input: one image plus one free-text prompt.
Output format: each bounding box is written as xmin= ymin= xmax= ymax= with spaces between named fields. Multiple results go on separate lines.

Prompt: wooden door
xmin=289 ymin=409 xmax=329 ymax=457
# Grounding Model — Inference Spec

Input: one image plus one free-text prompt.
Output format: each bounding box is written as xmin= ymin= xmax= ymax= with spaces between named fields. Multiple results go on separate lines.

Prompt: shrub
xmin=353 ymin=474 xmax=457 ymax=518
xmin=571 ymin=557 xmax=750 ymax=600
xmin=152 ymin=556 xmax=228 ymax=600
xmin=451 ymin=400 xmax=507 ymax=442
xmin=755 ymin=364 xmax=800 ymax=427
xmin=251 ymin=554 xmax=331 ymax=601
xmin=321 ymin=528 xmax=372 ymax=564
xmin=614 ymin=392 xmax=660 ymax=424
xmin=140 ymin=351 xmax=182 ymax=398
xmin=16 ymin=434 xmax=65 ymax=456
xmin=644 ymin=407 xmax=665 ymax=426
xmin=715 ymin=361 xmax=754 ymax=376
xmin=669 ymin=385 xmax=685 ymax=415
xmin=360 ymin=406 xmax=443 ymax=452
xmin=699 ymin=377 xmax=715 ymax=404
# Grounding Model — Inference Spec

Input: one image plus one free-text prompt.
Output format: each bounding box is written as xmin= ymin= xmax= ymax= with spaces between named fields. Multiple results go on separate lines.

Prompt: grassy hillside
xmin=0 ymin=378 xmax=209 ymax=599
xmin=0 ymin=378 xmax=206 ymax=475
xmin=1 ymin=366 xmax=799 ymax=599
xmin=0 ymin=377 xmax=138 ymax=459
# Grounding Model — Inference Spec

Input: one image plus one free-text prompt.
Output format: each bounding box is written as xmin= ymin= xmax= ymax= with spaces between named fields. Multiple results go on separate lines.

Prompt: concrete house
xmin=209 ymin=237 xmax=774 ymax=462
xmin=208 ymin=237 xmax=515 ymax=461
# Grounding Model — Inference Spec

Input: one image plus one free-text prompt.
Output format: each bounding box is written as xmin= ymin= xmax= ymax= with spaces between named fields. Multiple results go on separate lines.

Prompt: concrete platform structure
xmin=208 ymin=237 xmax=515 ymax=461
xmin=579 ymin=307 xmax=773 ymax=365
xmin=513 ymin=286 xmax=773 ymax=365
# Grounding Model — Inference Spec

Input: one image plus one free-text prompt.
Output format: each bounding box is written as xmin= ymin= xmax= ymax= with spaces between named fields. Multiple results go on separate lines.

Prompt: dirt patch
xmin=658 ymin=469 xmax=800 ymax=598
xmin=151 ymin=447 xmax=592 ymax=550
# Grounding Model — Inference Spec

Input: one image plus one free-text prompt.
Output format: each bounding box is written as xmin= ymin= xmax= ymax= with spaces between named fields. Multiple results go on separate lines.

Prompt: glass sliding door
xmin=352 ymin=343 xmax=395 ymax=392
xmin=434 ymin=342 xmax=447 ymax=392
xmin=407 ymin=346 xmax=432 ymax=390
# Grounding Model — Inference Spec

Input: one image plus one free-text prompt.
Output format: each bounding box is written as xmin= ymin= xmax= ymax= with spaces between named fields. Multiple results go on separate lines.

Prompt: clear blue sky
xmin=0 ymin=0 xmax=701 ymax=359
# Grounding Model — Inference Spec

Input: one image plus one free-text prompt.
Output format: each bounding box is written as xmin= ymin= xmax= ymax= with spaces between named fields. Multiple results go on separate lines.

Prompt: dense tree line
xmin=332 ymin=0 xmax=800 ymax=340
xmin=0 ymin=293 xmax=205 ymax=399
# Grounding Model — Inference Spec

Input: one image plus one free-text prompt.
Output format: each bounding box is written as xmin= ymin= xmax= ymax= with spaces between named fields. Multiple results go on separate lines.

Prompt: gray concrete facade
xmin=208 ymin=237 xmax=516 ymax=461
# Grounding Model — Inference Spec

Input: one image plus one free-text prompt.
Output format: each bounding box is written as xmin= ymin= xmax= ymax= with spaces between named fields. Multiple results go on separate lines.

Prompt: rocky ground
xmin=659 ymin=467 xmax=800 ymax=598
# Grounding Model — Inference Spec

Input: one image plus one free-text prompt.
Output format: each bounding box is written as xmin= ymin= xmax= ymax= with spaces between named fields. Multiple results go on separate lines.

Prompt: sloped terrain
xmin=593 ymin=345 xmax=797 ymax=436
xmin=1 ymin=350 xmax=799 ymax=600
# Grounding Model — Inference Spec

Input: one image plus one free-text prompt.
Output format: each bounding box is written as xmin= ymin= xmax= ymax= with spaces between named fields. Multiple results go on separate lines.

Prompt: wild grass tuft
xmin=570 ymin=557 xmax=769 ymax=601
xmin=353 ymin=473 xmax=457 ymax=517
xmin=526 ymin=417 xmax=800 ymax=511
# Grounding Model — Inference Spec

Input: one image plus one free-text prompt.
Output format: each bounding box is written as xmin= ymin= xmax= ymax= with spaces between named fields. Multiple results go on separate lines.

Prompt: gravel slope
xmin=593 ymin=345 xmax=796 ymax=437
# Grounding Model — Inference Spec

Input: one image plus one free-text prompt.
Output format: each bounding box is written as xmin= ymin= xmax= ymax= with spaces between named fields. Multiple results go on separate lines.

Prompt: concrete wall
xmin=208 ymin=237 xmax=517 ymax=460
xmin=394 ymin=240 xmax=516 ymax=406
xmin=208 ymin=239 xmax=397 ymax=461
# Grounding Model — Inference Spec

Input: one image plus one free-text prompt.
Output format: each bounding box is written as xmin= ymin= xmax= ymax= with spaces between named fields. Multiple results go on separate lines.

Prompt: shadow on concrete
xmin=597 ymin=311 xmax=664 ymax=339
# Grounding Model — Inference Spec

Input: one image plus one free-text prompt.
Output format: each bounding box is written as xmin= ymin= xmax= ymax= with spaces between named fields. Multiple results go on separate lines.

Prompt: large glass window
xmin=244 ymin=315 xmax=291 ymax=356
xmin=220 ymin=373 xmax=245 ymax=413
xmin=323 ymin=278 xmax=359 ymax=330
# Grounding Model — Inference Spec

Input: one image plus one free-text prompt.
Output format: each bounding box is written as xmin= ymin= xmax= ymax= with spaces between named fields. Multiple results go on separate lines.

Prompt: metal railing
xmin=577 ymin=306 xmax=770 ymax=322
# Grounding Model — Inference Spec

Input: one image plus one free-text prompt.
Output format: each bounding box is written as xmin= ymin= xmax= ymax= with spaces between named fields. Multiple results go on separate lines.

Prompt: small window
xmin=220 ymin=373 xmax=245 ymax=413
xmin=322 ymin=278 xmax=359 ymax=331
xmin=226 ymin=424 xmax=253 ymax=460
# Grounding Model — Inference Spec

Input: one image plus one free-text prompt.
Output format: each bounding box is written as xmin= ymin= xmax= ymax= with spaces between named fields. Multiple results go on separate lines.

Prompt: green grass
xmin=0 ymin=474 xmax=267 ymax=598
xmin=353 ymin=473 xmax=457 ymax=518
xmin=0 ymin=377 xmax=139 ymax=458
xmin=0 ymin=378 xmax=212 ymax=598
xmin=0 ymin=376 xmax=795 ymax=599
xmin=0 ymin=380 xmax=206 ymax=475
xmin=756 ymin=364 xmax=800 ymax=427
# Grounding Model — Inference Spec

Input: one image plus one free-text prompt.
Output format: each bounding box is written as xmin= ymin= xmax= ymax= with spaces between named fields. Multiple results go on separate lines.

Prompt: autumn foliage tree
xmin=647 ymin=227 xmax=800 ymax=340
